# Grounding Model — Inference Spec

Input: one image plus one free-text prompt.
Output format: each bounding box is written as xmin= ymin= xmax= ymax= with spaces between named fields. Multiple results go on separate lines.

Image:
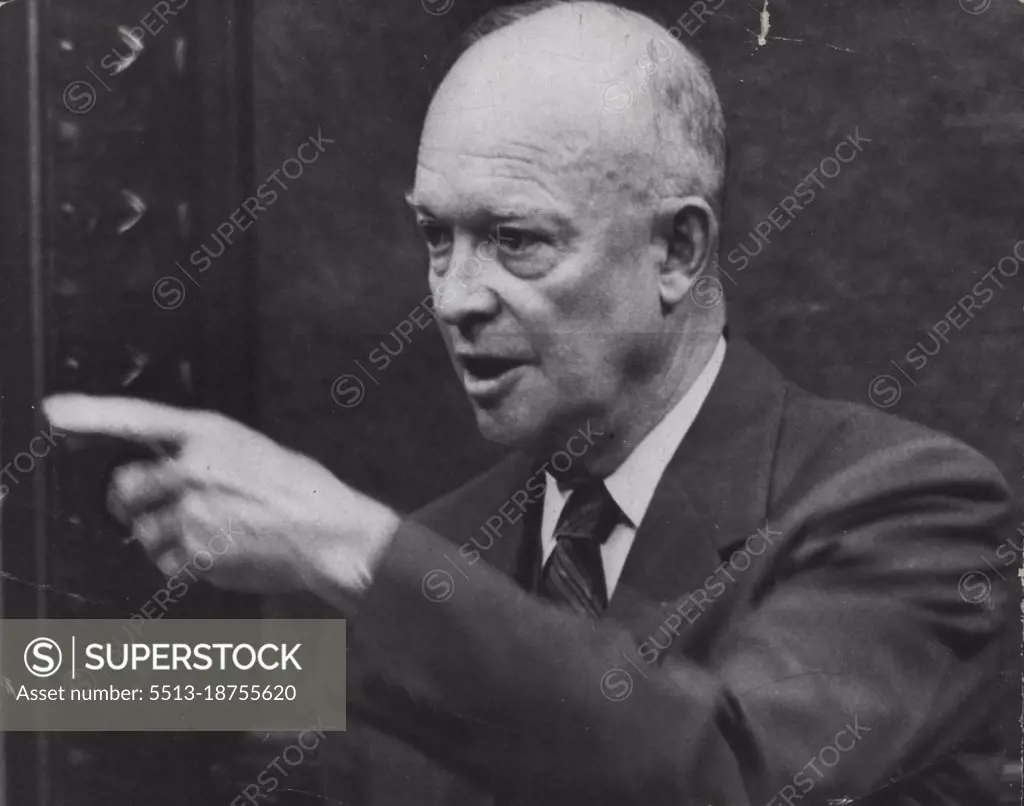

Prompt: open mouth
xmin=460 ymin=355 xmax=525 ymax=381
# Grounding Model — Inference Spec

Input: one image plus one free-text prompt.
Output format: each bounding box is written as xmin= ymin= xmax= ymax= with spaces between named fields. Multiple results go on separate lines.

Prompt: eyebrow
xmin=403 ymin=189 xmax=572 ymax=227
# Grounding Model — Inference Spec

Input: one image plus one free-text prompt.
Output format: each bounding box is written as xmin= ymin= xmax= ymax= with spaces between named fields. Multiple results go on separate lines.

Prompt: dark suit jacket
xmin=330 ymin=340 xmax=1014 ymax=806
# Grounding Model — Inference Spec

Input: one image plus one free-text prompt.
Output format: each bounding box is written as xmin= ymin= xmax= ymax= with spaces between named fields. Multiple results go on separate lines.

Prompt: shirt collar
xmin=546 ymin=335 xmax=726 ymax=527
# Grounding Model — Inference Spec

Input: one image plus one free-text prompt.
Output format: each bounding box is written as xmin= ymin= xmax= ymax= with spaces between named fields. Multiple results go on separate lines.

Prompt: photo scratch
xmin=758 ymin=0 xmax=770 ymax=47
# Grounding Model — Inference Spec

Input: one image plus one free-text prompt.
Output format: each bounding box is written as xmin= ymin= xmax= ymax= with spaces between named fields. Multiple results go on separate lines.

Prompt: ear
xmin=655 ymin=196 xmax=718 ymax=307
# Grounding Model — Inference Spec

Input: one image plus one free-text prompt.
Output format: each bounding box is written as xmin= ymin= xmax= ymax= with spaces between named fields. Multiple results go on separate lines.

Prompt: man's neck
xmin=543 ymin=332 xmax=724 ymax=479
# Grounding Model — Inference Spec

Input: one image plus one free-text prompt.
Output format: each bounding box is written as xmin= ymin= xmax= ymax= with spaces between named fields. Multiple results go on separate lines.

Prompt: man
xmin=44 ymin=2 xmax=1013 ymax=804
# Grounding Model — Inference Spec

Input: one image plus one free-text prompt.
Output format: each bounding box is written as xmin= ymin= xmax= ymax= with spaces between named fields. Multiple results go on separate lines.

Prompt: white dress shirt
xmin=540 ymin=336 xmax=726 ymax=598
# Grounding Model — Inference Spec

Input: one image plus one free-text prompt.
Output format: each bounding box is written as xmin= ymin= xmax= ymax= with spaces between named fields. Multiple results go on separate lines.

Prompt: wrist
xmin=311 ymin=494 xmax=402 ymax=611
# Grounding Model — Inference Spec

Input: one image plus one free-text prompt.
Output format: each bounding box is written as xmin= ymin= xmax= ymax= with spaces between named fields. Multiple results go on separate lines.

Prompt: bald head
xmin=429 ymin=0 xmax=726 ymax=215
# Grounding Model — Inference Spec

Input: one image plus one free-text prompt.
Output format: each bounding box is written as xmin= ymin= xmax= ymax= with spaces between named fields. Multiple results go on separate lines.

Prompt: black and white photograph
xmin=0 ymin=0 xmax=1022 ymax=804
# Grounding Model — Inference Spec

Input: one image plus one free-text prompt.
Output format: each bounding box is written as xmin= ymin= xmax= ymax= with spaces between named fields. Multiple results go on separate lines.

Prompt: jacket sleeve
xmin=345 ymin=432 xmax=1014 ymax=805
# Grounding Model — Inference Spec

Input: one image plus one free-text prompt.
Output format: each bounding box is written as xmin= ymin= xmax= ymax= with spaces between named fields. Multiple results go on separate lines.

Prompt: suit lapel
xmin=605 ymin=340 xmax=787 ymax=645
xmin=414 ymin=450 xmax=543 ymax=587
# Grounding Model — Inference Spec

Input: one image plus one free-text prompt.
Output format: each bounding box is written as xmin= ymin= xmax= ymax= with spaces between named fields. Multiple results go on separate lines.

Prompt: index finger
xmin=42 ymin=394 xmax=203 ymax=445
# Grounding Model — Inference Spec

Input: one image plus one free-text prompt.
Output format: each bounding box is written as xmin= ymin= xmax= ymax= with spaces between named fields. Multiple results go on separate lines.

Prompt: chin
xmin=472 ymin=408 xmax=537 ymax=448
xmin=469 ymin=391 xmax=558 ymax=449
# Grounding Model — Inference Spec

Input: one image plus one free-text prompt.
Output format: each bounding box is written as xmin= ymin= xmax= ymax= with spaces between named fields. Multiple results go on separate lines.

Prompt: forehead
xmin=414 ymin=75 xmax=628 ymax=218
xmin=411 ymin=137 xmax=576 ymax=220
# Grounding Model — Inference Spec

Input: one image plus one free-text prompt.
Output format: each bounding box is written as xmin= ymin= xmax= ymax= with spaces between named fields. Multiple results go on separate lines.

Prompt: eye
xmin=419 ymin=221 xmax=452 ymax=253
xmin=492 ymin=226 xmax=542 ymax=255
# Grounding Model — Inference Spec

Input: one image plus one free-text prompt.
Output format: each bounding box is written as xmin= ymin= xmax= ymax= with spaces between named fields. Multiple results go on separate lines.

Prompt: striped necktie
xmin=539 ymin=481 xmax=619 ymax=618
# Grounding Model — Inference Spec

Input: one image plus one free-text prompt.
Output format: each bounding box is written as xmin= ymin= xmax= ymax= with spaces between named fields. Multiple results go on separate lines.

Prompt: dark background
xmin=249 ymin=0 xmax=1024 ymax=752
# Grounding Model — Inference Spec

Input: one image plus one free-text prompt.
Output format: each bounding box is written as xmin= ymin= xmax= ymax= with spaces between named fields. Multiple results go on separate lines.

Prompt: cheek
xmin=514 ymin=220 xmax=657 ymax=383
xmin=546 ymin=263 xmax=654 ymax=354
xmin=533 ymin=326 xmax=617 ymax=398
xmin=538 ymin=272 xmax=660 ymax=396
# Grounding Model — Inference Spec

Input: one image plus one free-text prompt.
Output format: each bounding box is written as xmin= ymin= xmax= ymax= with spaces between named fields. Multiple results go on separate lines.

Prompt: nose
xmin=432 ymin=237 xmax=500 ymax=333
